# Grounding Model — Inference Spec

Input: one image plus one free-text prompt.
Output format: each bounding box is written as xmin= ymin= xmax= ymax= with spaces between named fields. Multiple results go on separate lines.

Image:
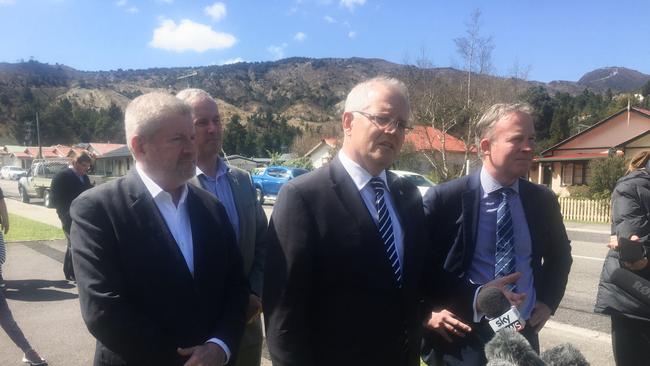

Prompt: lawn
xmin=4 ymin=213 xmax=65 ymax=242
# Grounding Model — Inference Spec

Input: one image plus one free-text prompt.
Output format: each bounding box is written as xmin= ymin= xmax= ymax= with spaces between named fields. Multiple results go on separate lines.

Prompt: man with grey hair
xmin=263 ymin=76 xmax=474 ymax=366
xmin=71 ymin=92 xmax=248 ymax=366
xmin=177 ymin=88 xmax=267 ymax=366
xmin=421 ymin=103 xmax=572 ymax=365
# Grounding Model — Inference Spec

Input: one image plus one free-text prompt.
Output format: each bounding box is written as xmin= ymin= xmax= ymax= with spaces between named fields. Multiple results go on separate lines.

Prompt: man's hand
xmin=246 ymin=294 xmax=262 ymax=324
xmin=528 ymin=301 xmax=552 ymax=333
xmin=1 ymin=220 xmax=8 ymax=234
xmin=607 ymin=235 xmax=618 ymax=250
xmin=424 ymin=309 xmax=472 ymax=343
xmin=481 ymin=272 xmax=526 ymax=307
xmin=177 ymin=343 xmax=226 ymax=366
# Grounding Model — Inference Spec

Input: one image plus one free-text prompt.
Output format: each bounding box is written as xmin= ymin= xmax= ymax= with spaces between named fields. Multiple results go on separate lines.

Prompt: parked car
xmin=1 ymin=165 xmax=27 ymax=180
xmin=18 ymin=158 xmax=69 ymax=207
xmin=252 ymin=166 xmax=309 ymax=204
xmin=390 ymin=170 xmax=435 ymax=197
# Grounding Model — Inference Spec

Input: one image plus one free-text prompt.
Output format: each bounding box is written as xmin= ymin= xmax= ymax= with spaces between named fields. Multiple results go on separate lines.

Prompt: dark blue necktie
xmin=369 ymin=177 xmax=402 ymax=288
xmin=495 ymin=188 xmax=516 ymax=291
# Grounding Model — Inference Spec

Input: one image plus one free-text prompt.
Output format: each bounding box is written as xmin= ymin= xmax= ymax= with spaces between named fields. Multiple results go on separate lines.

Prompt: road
xmin=0 ymin=180 xmax=616 ymax=365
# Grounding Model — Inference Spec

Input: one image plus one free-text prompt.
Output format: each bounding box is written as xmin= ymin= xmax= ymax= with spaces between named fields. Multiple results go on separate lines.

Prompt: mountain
xmin=576 ymin=67 xmax=650 ymax=93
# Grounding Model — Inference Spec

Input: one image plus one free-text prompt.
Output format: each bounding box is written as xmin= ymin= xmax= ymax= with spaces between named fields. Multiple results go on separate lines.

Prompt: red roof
xmin=323 ymin=137 xmax=338 ymax=147
xmin=23 ymin=146 xmax=65 ymax=158
xmin=534 ymin=152 xmax=608 ymax=162
xmin=404 ymin=125 xmax=466 ymax=153
xmin=88 ymin=143 xmax=125 ymax=156
xmin=633 ymin=107 xmax=650 ymax=116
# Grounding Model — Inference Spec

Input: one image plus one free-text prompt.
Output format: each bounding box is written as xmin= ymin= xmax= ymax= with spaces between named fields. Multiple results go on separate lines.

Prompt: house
xmin=304 ymin=138 xmax=338 ymax=169
xmin=401 ymin=125 xmax=469 ymax=174
xmin=76 ymin=142 xmax=125 ymax=158
xmin=223 ymin=155 xmax=260 ymax=172
xmin=92 ymin=145 xmax=133 ymax=179
xmin=531 ymin=107 xmax=650 ymax=196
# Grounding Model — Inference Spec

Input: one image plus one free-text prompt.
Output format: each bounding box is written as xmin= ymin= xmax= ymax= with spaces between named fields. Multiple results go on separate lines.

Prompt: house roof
xmin=23 ymin=146 xmax=65 ymax=158
xmin=86 ymin=143 xmax=126 ymax=156
xmin=541 ymin=107 xmax=650 ymax=156
xmin=304 ymin=137 xmax=339 ymax=157
xmin=534 ymin=152 xmax=608 ymax=162
xmin=404 ymin=125 xmax=466 ymax=153
xmin=98 ymin=146 xmax=132 ymax=159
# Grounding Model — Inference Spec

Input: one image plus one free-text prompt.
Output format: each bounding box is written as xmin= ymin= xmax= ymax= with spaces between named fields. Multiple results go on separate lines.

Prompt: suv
xmin=18 ymin=158 xmax=70 ymax=207
xmin=252 ymin=166 xmax=309 ymax=204
xmin=0 ymin=165 xmax=27 ymax=180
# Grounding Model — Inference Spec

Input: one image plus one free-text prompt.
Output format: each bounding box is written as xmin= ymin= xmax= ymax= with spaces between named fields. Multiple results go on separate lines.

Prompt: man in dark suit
xmin=264 ymin=77 xmax=494 ymax=366
xmin=421 ymin=103 xmax=573 ymax=365
xmin=50 ymin=151 xmax=93 ymax=281
xmin=177 ymin=88 xmax=267 ymax=366
xmin=70 ymin=92 xmax=249 ymax=366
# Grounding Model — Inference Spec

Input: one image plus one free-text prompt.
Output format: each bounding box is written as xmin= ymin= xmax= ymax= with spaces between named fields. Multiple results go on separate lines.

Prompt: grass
xmin=4 ymin=213 xmax=65 ymax=242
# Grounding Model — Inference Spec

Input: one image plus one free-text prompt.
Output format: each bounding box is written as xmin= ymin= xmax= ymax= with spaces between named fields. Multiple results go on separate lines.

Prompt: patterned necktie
xmin=369 ymin=177 xmax=402 ymax=288
xmin=495 ymin=187 xmax=516 ymax=292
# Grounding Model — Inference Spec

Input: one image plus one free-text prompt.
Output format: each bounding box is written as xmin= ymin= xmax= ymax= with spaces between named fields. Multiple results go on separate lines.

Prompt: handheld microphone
xmin=477 ymin=287 xmax=526 ymax=332
xmin=610 ymin=267 xmax=650 ymax=308
xmin=485 ymin=329 xmax=545 ymax=366
xmin=540 ymin=343 xmax=590 ymax=366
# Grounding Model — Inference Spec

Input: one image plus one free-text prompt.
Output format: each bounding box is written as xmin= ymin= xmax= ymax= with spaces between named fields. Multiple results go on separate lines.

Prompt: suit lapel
xmin=127 ymin=171 xmax=195 ymax=283
xmin=225 ymin=170 xmax=246 ymax=242
xmin=461 ymin=173 xmax=482 ymax=269
xmin=518 ymin=179 xmax=541 ymax=258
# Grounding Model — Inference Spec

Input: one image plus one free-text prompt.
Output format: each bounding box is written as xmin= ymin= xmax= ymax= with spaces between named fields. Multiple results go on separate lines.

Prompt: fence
xmin=558 ymin=197 xmax=611 ymax=223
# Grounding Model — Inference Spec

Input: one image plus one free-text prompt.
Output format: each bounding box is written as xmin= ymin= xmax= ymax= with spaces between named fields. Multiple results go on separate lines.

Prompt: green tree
xmin=223 ymin=114 xmax=256 ymax=157
xmin=588 ymin=156 xmax=626 ymax=200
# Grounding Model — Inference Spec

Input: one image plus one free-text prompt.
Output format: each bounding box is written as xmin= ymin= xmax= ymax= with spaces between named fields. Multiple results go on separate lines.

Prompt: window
xmin=561 ymin=163 xmax=573 ymax=186
xmin=574 ymin=163 xmax=584 ymax=185
xmin=561 ymin=161 xmax=588 ymax=186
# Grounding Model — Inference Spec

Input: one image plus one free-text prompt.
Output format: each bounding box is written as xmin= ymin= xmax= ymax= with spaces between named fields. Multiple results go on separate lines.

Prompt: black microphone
xmin=485 ymin=329 xmax=545 ymax=366
xmin=477 ymin=287 xmax=526 ymax=332
xmin=540 ymin=343 xmax=590 ymax=366
xmin=610 ymin=267 xmax=650 ymax=308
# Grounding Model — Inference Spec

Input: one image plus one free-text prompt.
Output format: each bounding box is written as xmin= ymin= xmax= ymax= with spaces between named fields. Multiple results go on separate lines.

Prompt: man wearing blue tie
xmin=420 ymin=103 xmax=573 ymax=365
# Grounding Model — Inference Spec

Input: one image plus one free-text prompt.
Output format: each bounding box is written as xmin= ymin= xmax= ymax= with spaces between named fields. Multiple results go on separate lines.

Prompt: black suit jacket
xmin=263 ymin=157 xmax=456 ymax=366
xmin=51 ymin=167 xmax=92 ymax=233
xmin=70 ymin=170 xmax=249 ymax=366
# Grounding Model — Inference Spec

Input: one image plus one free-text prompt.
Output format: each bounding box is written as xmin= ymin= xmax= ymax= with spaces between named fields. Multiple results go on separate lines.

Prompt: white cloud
xmin=323 ymin=15 xmax=336 ymax=23
xmin=0 ymin=0 xmax=15 ymax=4
xmin=205 ymin=2 xmax=227 ymax=22
xmin=348 ymin=31 xmax=357 ymax=39
xmin=340 ymin=0 xmax=365 ymax=11
xmin=293 ymin=32 xmax=306 ymax=42
xmin=220 ymin=57 xmax=244 ymax=65
xmin=149 ymin=19 xmax=237 ymax=53
xmin=267 ymin=43 xmax=288 ymax=60
xmin=126 ymin=6 xmax=138 ymax=13
xmin=115 ymin=0 xmax=126 ymax=6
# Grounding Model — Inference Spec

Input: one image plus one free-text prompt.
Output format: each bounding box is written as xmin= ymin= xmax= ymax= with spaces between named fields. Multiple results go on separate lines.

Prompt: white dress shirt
xmin=135 ymin=163 xmax=231 ymax=363
xmin=337 ymin=151 xmax=405 ymax=269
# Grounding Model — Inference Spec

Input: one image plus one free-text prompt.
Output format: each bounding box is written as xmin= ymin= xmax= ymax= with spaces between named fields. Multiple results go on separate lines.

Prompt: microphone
xmin=485 ymin=329 xmax=545 ymax=366
xmin=610 ymin=267 xmax=650 ymax=308
xmin=486 ymin=329 xmax=590 ymax=366
xmin=477 ymin=287 xmax=526 ymax=332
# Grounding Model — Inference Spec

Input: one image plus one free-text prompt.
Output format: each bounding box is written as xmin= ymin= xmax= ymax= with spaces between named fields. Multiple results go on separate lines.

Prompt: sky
xmin=0 ymin=0 xmax=649 ymax=83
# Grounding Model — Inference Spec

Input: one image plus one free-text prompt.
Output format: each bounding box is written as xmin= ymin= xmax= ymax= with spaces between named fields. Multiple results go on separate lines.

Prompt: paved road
xmin=0 ymin=188 xmax=616 ymax=365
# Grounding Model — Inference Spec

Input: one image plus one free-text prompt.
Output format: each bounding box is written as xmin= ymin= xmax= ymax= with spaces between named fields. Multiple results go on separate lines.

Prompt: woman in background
xmin=595 ymin=150 xmax=650 ymax=366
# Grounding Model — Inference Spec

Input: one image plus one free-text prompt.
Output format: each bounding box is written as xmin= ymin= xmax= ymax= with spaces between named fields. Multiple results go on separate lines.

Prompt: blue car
xmin=252 ymin=166 xmax=309 ymax=204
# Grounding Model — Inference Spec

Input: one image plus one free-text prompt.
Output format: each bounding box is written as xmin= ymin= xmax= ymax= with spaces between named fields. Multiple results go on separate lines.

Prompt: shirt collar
xmin=479 ymin=166 xmax=519 ymax=196
xmin=337 ymin=150 xmax=389 ymax=192
xmin=136 ymin=162 xmax=188 ymax=204
xmin=195 ymin=157 xmax=229 ymax=180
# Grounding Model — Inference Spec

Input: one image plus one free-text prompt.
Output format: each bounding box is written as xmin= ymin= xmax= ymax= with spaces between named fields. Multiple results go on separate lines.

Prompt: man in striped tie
xmin=420 ymin=103 xmax=573 ymax=365
xmin=264 ymin=77 xmax=459 ymax=366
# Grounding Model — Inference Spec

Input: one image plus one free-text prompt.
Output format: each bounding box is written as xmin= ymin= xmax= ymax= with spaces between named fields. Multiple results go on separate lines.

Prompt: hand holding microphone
xmin=477 ymin=287 xmax=526 ymax=333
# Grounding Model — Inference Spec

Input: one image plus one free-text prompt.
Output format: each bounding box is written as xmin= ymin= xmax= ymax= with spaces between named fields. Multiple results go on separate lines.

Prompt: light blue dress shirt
xmin=471 ymin=167 xmax=536 ymax=320
xmin=196 ymin=159 xmax=240 ymax=243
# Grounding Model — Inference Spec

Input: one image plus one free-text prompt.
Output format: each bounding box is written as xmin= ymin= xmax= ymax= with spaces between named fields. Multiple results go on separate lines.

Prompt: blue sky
xmin=1 ymin=0 xmax=649 ymax=83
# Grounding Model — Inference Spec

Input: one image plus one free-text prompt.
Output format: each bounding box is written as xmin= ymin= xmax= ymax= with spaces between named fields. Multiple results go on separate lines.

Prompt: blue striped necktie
xmin=495 ymin=187 xmax=516 ymax=292
xmin=369 ymin=177 xmax=402 ymax=288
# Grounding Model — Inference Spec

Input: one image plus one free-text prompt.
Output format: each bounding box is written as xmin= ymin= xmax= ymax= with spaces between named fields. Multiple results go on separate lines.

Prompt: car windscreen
xmin=403 ymin=174 xmax=433 ymax=187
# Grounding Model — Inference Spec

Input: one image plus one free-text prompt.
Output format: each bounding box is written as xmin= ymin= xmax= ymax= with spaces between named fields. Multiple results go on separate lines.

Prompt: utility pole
xmin=36 ymin=112 xmax=42 ymax=159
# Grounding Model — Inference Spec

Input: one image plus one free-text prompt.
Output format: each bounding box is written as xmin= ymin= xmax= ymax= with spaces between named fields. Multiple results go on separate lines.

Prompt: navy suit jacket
xmin=70 ymin=170 xmax=249 ymax=366
xmin=422 ymin=172 xmax=572 ymax=324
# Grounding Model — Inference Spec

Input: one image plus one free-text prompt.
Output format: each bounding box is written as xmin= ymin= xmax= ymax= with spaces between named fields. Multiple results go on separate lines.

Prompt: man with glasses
xmin=264 ymin=76 xmax=452 ymax=366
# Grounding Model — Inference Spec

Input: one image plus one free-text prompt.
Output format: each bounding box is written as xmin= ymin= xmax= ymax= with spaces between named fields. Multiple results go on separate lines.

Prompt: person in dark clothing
xmin=0 ymin=188 xmax=10 ymax=287
xmin=1 ymin=290 xmax=47 ymax=365
xmin=50 ymin=151 xmax=93 ymax=281
xmin=595 ymin=150 xmax=650 ymax=366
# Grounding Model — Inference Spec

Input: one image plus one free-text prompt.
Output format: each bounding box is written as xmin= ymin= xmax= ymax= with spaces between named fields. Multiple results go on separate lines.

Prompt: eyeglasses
xmin=351 ymin=111 xmax=412 ymax=132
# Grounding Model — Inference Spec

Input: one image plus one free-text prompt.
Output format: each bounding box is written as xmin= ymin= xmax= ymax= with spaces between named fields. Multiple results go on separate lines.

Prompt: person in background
xmin=595 ymin=150 xmax=650 ymax=366
xmin=50 ymin=151 xmax=93 ymax=281
xmin=0 ymin=187 xmax=9 ymax=287
xmin=177 ymin=88 xmax=267 ymax=366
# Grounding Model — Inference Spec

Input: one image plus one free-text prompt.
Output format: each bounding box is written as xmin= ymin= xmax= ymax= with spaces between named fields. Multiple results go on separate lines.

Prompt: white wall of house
xmin=308 ymin=144 xmax=334 ymax=169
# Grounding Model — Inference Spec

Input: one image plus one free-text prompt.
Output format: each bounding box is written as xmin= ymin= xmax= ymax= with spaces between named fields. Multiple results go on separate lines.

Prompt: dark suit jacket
xmin=263 ymin=157 xmax=457 ymax=366
xmin=51 ymin=167 xmax=92 ymax=233
xmin=70 ymin=170 xmax=249 ymax=366
xmin=189 ymin=164 xmax=267 ymax=349
xmin=421 ymin=173 xmax=572 ymax=352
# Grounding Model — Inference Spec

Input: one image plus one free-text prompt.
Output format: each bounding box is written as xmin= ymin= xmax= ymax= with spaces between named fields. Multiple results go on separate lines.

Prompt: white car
xmin=1 ymin=165 xmax=27 ymax=180
xmin=390 ymin=170 xmax=435 ymax=197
